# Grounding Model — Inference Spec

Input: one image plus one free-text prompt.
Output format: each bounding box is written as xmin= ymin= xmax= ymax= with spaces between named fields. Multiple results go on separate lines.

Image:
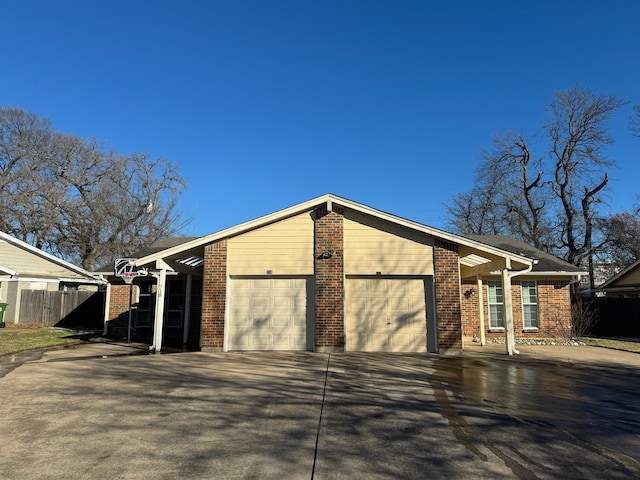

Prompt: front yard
xmin=0 ymin=325 xmax=99 ymax=356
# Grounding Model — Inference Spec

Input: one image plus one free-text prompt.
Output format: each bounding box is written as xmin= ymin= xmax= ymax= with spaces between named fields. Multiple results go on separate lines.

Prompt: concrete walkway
xmin=462 ymin=339 xmax=640 ymax=368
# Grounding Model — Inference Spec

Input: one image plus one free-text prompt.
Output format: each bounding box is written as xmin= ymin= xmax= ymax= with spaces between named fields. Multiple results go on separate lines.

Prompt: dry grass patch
xmin=581 ymin=337 xmax=640 ymax=354
xmin=0 ymin=327 xmax=97 ymax=356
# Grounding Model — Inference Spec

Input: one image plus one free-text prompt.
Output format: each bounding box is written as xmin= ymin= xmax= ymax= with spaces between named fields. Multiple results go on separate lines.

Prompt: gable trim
xmin=132 ymin=194 xmax=535 ymax=269
xmin=0 ymin=232 xmax=104 ymax=282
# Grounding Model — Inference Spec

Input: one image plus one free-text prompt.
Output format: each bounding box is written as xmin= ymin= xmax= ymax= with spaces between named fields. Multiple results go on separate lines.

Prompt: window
xmin=521 ymin=281 xmax=539 ymax=329
xmin=166 ymin=280 xmax=185 ymax=328
xmin=488 ymin=281 xmax=504 ymax=328
xmin=135 ymin=282 xmax=154 ymax=328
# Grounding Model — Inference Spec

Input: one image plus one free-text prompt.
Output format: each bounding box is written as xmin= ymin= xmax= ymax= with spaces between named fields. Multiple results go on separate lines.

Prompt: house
xmin=103 ymin=194 xmax=584 ymax=355
xmin=461 ymin=235 xmax=585 ymax=344
xmin=588 ymin=260 xmax=640 ymax=338
xmin=0 ymin=231 xmax=106 ymax=324
xmin=595 ymin=259 xmax=640 ymax=298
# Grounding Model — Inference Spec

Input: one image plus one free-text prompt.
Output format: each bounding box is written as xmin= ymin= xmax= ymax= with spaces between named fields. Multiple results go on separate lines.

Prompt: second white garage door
xmin=228 ymin=277 xmax=311 ymax=351
xmin=345 ymin=277 xmax=427 ymax=352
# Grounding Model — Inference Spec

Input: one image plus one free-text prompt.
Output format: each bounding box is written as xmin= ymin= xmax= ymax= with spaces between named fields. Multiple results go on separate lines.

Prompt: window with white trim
xmin=487 ymin=281 xmax=504 ymax=328
xmin=521 ymin=280 xmax=539 ymax=329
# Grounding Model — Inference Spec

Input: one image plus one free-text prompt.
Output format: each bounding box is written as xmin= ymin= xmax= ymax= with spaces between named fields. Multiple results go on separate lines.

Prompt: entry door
xmin=346 ymin=277 xmax=427 ymax=352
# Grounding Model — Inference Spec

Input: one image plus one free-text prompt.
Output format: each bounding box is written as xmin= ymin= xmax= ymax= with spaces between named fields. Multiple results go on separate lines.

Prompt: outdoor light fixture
xmin=319 ymin=250 xmax=336 ymax=259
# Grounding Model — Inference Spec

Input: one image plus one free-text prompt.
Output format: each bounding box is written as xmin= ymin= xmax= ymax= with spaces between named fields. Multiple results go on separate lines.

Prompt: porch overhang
xmin=459 ymin=245 xmax=533 ymax=279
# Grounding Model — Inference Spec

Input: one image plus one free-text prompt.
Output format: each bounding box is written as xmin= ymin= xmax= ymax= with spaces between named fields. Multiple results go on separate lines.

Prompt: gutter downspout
xmin=148 ymin=268 xmax=166 ymax=353
xmin=476 ymin=275 xmax=486 ymax=346
xmin=502 ymin=260 xmax=535 ymax=356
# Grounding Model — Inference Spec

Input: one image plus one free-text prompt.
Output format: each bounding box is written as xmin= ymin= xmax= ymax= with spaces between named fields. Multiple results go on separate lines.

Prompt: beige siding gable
xmin=0 ymin=241 xmax=86 ymax=279
xmin=228 ymin=212 xmax=314 ymax=275
xmin=344 ymin=209 xmax=434 ymax=275
xmin=612 ymin=266 xmax=640 ymax=287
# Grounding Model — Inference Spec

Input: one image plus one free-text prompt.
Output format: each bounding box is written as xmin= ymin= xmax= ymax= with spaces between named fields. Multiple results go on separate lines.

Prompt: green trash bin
xmin=0 ymin=302 xmax=7 ymax=328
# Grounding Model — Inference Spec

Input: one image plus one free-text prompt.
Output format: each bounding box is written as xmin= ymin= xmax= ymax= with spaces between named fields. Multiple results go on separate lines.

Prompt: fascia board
xmin=598 ymin=260 xmax=640 ymax=289
xmin=0 ymin=263 xmax=18 ymax=276
xmin=332 ymin=195 xmax=535 ymax=266
xmin=475 ymin=270 xmax=586 ymax=276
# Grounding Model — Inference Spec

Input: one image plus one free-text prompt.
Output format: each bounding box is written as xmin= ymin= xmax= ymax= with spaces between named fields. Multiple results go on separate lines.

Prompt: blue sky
xmin=1 ymin=1 xmax=639 ymax=236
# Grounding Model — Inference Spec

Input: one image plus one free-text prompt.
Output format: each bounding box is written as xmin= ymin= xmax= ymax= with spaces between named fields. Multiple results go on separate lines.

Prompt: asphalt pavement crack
xmin=310 ymin=353 xmax=331 ymax=480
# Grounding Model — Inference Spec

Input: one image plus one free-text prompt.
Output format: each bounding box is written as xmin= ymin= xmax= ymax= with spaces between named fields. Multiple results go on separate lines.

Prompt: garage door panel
xmin=272 ymin=315 xmax=291 ymax=327
xmin=369 ymin=333 xmax=389 ymax=350
xmin=388 ymin=297 xmax=410 ymax=311
xmin=389 ymin=333 xmax=422 ymax=351
xmin=229 ymin=277 xmax=310 ymax=351
xmin=369 ymin=315 xmax=388 ymax=330
xmin=272 ymin=335 xmax=293 ymax=347
xmin=252 ymin=316 xmax=269 ymax=328
xmin=252 ymin=297 xmax=270 ymax=308
xmin=293 ymin=315 xmax=307 ymax=327
xmin=368 ymin=298 xmax=388 ymax=311
xmin=250 ymin=335 xmax=270 ymax=348
xmin=233 ymin=315 xmax=252 ymax=327
xmin=346 ymin=277 xmax=427 ymax=353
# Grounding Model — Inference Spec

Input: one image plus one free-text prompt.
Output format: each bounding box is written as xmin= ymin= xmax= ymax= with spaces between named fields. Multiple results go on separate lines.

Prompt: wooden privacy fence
xmin=19 ymin=290 xmax=105 ymax=329
xmin=588 ymin=297 xmax=640 ymax=338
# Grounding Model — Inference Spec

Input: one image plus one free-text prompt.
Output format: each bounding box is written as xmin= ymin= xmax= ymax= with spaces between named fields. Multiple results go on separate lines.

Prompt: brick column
xmin=201 ymin=239 xmax=227 ymax=350
xmin=314 ymin=205 xmax=345 ymax=351
xmin=434 ymin=240 xmax=463 ymax=350
xmin=106 ymin=283 xmax=138 ymax=339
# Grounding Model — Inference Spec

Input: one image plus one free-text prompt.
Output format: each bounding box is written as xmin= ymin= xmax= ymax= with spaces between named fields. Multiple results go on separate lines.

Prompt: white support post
xmin=502 ymin=267 xmax=519 ymax=356
xmin=151 ymin=269 xmax=166 ymax=353
xmin=477 ymin=275 xmax=486 ymax=346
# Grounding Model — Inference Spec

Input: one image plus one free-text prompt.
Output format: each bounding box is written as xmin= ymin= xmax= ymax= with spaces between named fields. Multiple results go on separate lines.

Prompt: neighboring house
xmin=103 ymin=194 xmax=584 ymax=355
xmin=0 ymin=231 xmax=106 ymax=324
xmin=595 ymin=259 xmax=640 ymax=298
xmin=462 ymin=235 xmax=585 ymax=343
xmin=590 ymin=260 xmax=640 ymax=338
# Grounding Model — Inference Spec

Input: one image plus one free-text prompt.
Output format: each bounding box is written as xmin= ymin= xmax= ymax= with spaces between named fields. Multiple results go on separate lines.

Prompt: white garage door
xmin=346 ymin=277 xmax=427 ymax=352
xmin=228 ymin=277 xmax=310 ymax=351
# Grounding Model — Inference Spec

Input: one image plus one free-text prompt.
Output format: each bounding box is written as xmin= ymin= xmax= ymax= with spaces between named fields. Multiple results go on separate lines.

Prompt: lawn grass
xmin=581 ymin=337 xmax=640 ymax=354
xmin=0 ymin=326 xmax=98 ymax=356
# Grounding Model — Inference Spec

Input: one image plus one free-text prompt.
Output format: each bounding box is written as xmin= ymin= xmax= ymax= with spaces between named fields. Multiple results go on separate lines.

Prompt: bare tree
xmin=446 ymin=131 xmax=550 ymax=250
xmin=0 ymin=106 xmax=189 ymax=271
xmin=545 ymin=87 xmax=625 ymax=287
xmin=446 ymin=86 xmax=625 ymax=289
xmin=600 ymin=211 xmax=640 ymax=271
xmin=0 ymin=107 xmax=53 ymax=239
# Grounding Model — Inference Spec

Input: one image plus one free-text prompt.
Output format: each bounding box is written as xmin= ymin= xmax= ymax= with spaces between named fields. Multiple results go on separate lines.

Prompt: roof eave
xmin=133 ymin=193 xmax=536 ymax=267
xmin=0 ymin=232 xmax=104 ymax=283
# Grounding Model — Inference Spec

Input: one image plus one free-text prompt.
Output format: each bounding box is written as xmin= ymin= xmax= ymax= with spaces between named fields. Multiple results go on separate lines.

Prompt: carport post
xmin=477 ymin=275 xmax=486 ymax=346
xmin=502 ymin=267 xmax=517 ymax=356
xmin=150 ymin=268 xmax=167 ymax=353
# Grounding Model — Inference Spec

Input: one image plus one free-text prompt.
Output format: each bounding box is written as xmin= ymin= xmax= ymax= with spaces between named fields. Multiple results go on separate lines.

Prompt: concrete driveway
xmin=1 ymin=343 xmax=640 ymax=479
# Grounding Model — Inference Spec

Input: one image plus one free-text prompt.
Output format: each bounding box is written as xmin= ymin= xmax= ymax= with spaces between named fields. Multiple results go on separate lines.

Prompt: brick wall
xmin=537 ymin=280 xmax=572 ymax=338
xmin=461 ymin=280 xmax=479 ymax=337
xmin=187 ymin=277 xmax=203 ymax=349
xmin=434 ymin=240 xmax=462 ymax=349
xmin=106 ymin=283 xmax=138 ymax=339
xmin=461 ymin=278 xmax=572 ymax=340
xmin=314 ymin=206 xmax=345 ymax=350
xmin=201 ymin=240 xmax=227 ymax=349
